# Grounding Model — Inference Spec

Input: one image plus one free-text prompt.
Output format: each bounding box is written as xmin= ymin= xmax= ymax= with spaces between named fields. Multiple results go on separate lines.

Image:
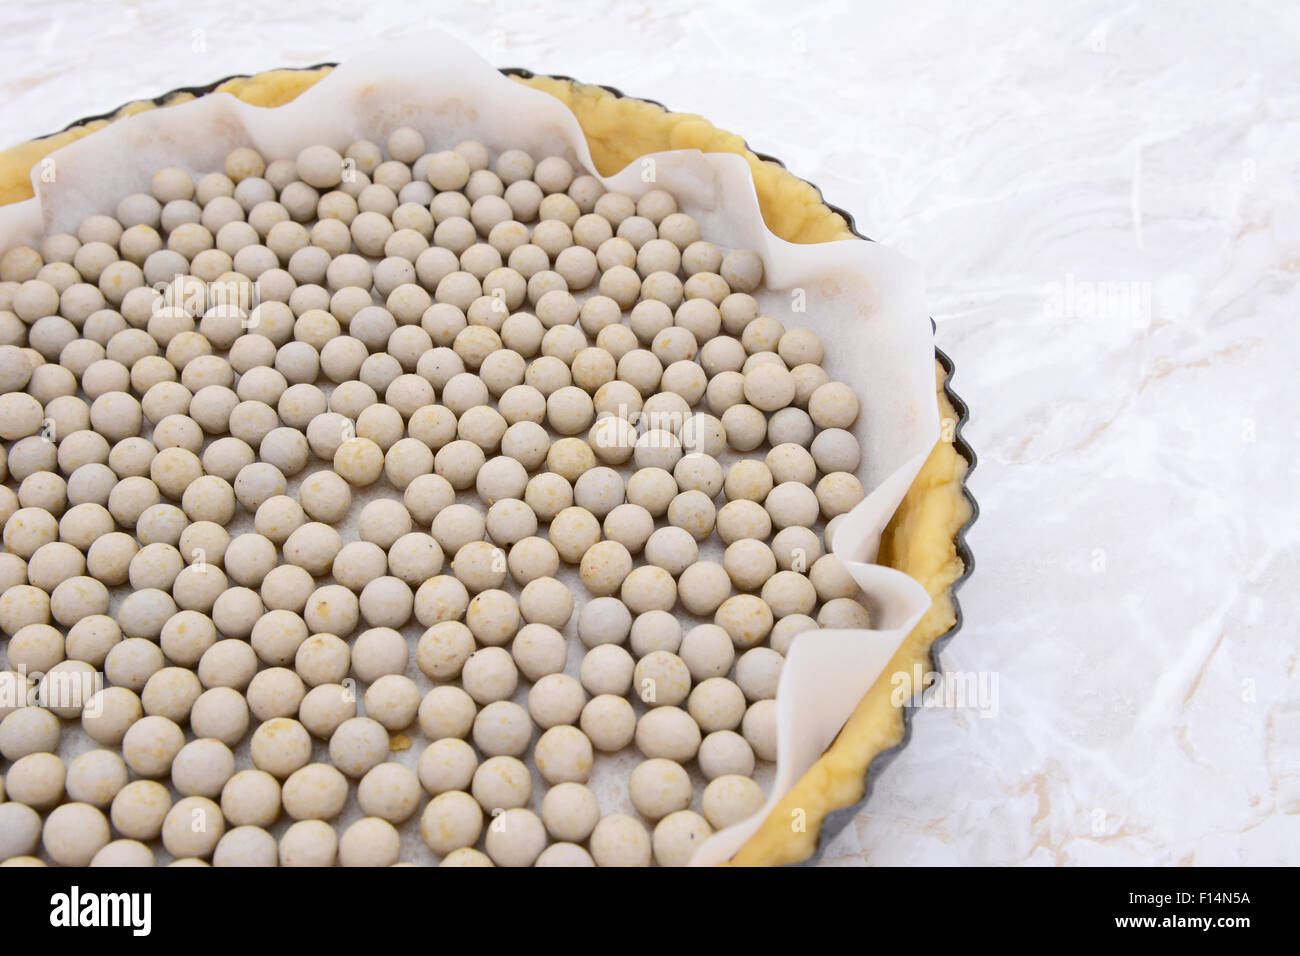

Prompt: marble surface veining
xmin=2 ymin=0 xmax=1296 ymax=866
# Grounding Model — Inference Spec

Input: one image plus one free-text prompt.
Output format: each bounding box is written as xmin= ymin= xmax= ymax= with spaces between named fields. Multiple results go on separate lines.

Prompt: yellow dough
xmin=0 ymin=66 xmax=971 ymax=866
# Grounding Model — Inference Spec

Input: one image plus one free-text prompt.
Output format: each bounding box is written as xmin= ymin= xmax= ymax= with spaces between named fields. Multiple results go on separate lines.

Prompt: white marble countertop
xmin=3 ymin=0 xmax=1295 ymax=866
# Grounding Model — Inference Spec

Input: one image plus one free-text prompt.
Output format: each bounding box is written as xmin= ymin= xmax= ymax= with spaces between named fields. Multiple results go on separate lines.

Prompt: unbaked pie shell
xmin=0 ymin=67 xmax=974 ymax=866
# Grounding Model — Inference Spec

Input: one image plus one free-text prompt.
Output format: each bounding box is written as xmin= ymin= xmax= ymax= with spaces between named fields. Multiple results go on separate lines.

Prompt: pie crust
xmin=0 ymin=67 xmax=973 ymax=866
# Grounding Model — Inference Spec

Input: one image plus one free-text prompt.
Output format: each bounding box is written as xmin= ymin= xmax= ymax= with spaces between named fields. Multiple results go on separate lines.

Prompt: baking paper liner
xmin=0 ymin=30 xmax=939 ymax=866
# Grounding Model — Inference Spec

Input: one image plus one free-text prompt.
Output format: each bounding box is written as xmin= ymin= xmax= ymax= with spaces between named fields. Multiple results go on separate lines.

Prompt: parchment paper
xmin=0 ymin=30 xmax=938 ymax=867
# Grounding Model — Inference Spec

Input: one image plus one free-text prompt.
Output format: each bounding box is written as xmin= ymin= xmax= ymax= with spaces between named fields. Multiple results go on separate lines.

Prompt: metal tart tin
xmin=43 ymin=63 xmax=979 ymax=867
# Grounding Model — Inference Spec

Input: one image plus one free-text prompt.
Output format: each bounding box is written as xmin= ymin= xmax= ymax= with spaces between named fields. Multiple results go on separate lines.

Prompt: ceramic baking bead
xmin=791 ymin=363 xmax=831 ymax=408
xmin=576 ymin=596 xmax=633 ymax=648
xmin=679 ymin=415 xmax=726 ymax=461
xmin=534 ymin=725 xmax=594 ymax=784
xmin=7 ymin=622 xmax=64 ymax=673
xmin=723 ymin=538 xmax=777 ymax=592
xmin=296 ymin=146 xmax=344 ymax=189
xmin=211 ymin=826 xmax=278 ymax=867
xmin=418 ymin=685 xmax=477 ymax=742
xmin=633 ymin=651 xmax=692 ymax=708
xmin=761 ymin=570 xmax=819 ymax=618
xmin=735 ymin=647 xmax=785 ymax=702
xmin=589 ymin=416 xmax=637 ymax=467
xmin=714 ymin=595 xmax=775 ymax=649
xmin=543 ymin=439 xmax=593 ymax=484
xmin=624 ymin=613 xmax=680 ymax=661
xmin=451 ymin=540 xmax=508 ymax=594
xmin=766 ymin=443 xmax=818 ymax=486
xmin=249 ymin=716 xmax=313 ymax=779
xmin=629 ymin=758 xmax=692 ymax=821
xmin=674 ymin=562 xmax=730 ymax=618
xmin=358 ymin=576 xmax=415 ymax=629
xmin=457 ymin=405 xmax=507 ymax=457
xmin=461 ymin=647 xmax=518 ymax=705
xmin=741 ymin=363 xmax=795 ymax=412
xmin=279 ymin=820 xmax=337 ymax=867
xmin=302 ymin=585 xmax=360 ymax=639
xmin=412 ymin=621 xmax=471 ymax=682
xmin=6 ymin=752 xmax=66 ymax=809
xmin=247 ymin=609 xmax=310 ymax=667
xmin=420 ymin=790 xmax=484 ymax=855
xmin=413 ymin=575 xmax=470 ymax=629
xmin=282 ymin=521 xmax=343 ymax=576
xmin=102 ymin=639 xmax=162 ymax=694
xmin=518 ymin=576 xmax=574 ymax=628
xmin=527 ymin=673 xmax=587 ymax=730
xmin=484 ymin=806 xmax=547 ymax=867
xmin=689 ymin=676 xmax=749 ymax=732
xmin=196 ymin=639 xmax=257 ymax=690
xmin=326 ymin=716 xmax=388 ymax=779
xmin=506 ymin=536 xmax=560 ymax=587
xmin=667 ymin=490 xmax=716 ymax=541
xmin=704 ymin=370 xmax=745 ymax=418
xmin=808 ymin=381 xmax=860 ymax=429
xmin=430 ymin=504 xmax=486 ymax=555
xmin=162 ymin=797 xmax=227 ymax=863
xmin=540 ymin=782 xmax=600 ymax=845
xmin=363 ymin=675 xmax=420 ymax=731
xmin=333 ymin=436 xmax=385 ymax=486
xmin=589 ymin=813 xmax=652 ymax=868
xmin=43 ymin=802 xmax=112 ymax=866
xmin=769 ymin=614 xmax=817 ymax=656
xmin=330 ymin=541 xmax=386 ymax=593
xmin=818 ymin=597 xmax=872 ymax=629
xmin=810 ymin=427 xmax=862 ymax=473
xmin=816 ymin=471 xmax=866 ymax=518
xmin=698 ymin=729 xmax=756 ymax=781
xmin=549 ymin=506 xmax=601 ymax=564
xmin=89 ymin=839 xmax=155 ymax=867
xmin=764 ymin=481 xmax=821 ymax=530
xmin=598 ymin=504 xmax=651 ymax=556
xmin=579 ymin=540 xmax=633 ymax=596
xmin=634 ymin=706 xmax=702 ymax=762
xmin=741 ymin=699 xmax=779 ymax=762
xmin=808 ymin=554 xmax=856 ymax=602
xmin=188 ymin=687 xmax=249 ymax=748
xmin=242 ymin=665 xmax=306 ymax=720
xmin=298 ymin=681 xmax=356 ymax=738
xmin=701 ymin=774 xmax=766 ymax=831
xmin=357 ymin=762 xmax=421 ymax=823
xmin=643 ymin=526 xmax=698 ymax=576
xmin=120 ymin=714 xmax=184 ymax=777
xmin=719 ymin=404 xmax=766 ymax=451
xmin=508 ymin=623 xmax=569 ymax=687
xmin=471 ymin=755 xmax=531 ymax=812
xmin=767 ymin=407 xmax=814 ymax=448
xmin=579 ymin=644 xmax=635 ymax=697
xmin=82 ymin=686 xmax=143 ymax=746
xmin=652 ymin=810 xmax=712 ymax=867
xmin=633 ymin=428 xmax=682 ymax=472
xmin=170 ymin=738 xmax=236 ymax=798
xmin=105 ymin=781 xmax=171 ymax=845
xmin=338 ymin=817 xmax=401 ymax=867
xmin=466 ymin=588 xmax=520 ymax=646
xmin=476 ymin=456 xmax=528 ymax=504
